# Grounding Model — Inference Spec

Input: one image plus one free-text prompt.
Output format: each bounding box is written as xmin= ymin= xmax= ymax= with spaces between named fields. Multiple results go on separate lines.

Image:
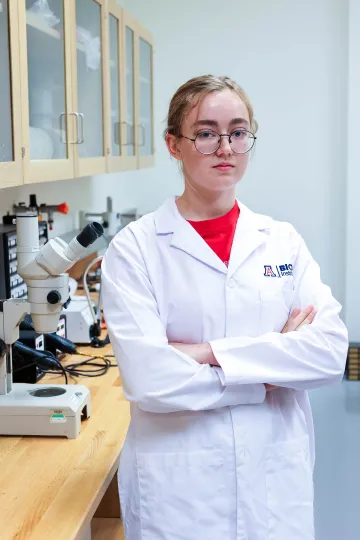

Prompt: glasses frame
xmin=180 ymin=129 xmax=257 ymax=155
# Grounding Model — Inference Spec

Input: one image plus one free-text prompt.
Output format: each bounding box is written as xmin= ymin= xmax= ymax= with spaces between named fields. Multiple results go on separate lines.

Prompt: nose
xmin=215 ymin=135 xmax=232 ymax=157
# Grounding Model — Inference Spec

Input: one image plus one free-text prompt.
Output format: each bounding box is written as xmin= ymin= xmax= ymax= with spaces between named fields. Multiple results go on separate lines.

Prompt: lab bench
xmin=0 ymin=339 xmax=128 ymax=540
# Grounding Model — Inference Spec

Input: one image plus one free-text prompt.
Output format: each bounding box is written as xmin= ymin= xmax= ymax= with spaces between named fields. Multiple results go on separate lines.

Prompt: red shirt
xmin=188 ymin=202 xmax=240 ymax=267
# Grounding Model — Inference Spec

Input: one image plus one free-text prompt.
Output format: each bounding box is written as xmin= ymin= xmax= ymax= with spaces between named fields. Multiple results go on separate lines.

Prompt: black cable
xmin=53 ymin=357 xmax=68 ymax=385
xmin=40 ymin=353 xmax=117 ymax=381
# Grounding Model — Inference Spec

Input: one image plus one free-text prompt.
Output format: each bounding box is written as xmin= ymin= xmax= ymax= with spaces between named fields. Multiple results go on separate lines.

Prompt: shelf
xmin=26 ymin=14 xmax=114 ymax=69
xmin=26 ymin=11 xmax=85 ymax=54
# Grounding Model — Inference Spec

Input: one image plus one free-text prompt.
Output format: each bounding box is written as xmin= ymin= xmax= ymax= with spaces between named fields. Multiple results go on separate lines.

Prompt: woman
xmin=101 ymin=75 xmax=348 ymax=540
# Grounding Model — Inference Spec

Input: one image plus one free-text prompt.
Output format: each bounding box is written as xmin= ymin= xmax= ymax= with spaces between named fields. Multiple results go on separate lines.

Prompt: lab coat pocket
xmin=265 ymin=436 xmax=314 ymax=540
xmin=136 ymin=449 xmax=228 ymax=540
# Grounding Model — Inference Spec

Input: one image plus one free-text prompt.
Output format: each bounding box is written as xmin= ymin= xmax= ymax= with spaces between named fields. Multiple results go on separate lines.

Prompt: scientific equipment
xmin=0 ymin=214 xmax=104 ymax=438
xmin=0 ymin=220 xmax=48 ymax=300
xmin=5 ymin=193 xmax=69 ymax=230
xmin=79 ymin=196 xmax=139 ymax=240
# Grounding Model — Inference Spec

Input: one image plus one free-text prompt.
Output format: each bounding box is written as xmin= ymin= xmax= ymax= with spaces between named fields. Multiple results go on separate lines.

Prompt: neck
xmin=176 ymin=187 xmax=236 ymax=221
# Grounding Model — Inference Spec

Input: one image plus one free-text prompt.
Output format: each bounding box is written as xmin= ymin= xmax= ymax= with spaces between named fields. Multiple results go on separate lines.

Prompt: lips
xmin=213 ymin=163 xmax=235 ymax=171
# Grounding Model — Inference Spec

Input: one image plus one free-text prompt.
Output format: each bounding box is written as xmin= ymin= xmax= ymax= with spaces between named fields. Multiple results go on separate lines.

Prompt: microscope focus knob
xmin=47 ymin=290 xmax=62 ymax=305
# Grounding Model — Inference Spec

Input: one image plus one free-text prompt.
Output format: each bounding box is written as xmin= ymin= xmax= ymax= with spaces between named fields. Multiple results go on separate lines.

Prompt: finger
xmin=281 ymin=308 xmax=301 ymax=333
xmin=288 ymin=308 xmax=301 ymax=320
xmin=297 ymin=309 xmax=317 ymax=329
xmin=291 ymin=305 xmax=315 ymax=328
xmin=282 ymin=306 xmax=315 ymax=333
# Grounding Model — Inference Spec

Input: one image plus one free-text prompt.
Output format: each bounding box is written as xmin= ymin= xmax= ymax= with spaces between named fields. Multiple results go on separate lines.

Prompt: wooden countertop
xmin=0 ymin=340 xmax=129 ymax=540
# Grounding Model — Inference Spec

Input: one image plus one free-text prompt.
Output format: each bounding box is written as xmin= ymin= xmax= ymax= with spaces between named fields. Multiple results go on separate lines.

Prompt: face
xmin=166 ymin=89 xmax=252 ymax=194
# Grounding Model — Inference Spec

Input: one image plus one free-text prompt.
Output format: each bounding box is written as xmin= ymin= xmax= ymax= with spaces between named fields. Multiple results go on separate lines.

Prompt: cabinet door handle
xmin=60 ymin=112 xmax=82 ymax=144
xmin=137 ymin=124 xmax=146 ymax=147
xmin=60 ymin=113 xmax=67 ymax=144
xmin=120 ymin=121 xmax=133 ymax=146
xmin=114 ymin=122 xmax=120 ymax=145
xmin=77 ymin=113 xmax=84 ymax=144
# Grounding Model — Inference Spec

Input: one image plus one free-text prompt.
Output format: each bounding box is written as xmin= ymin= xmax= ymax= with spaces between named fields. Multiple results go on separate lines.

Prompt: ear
xmin=166 ymin=133 xmax=182 ymax=161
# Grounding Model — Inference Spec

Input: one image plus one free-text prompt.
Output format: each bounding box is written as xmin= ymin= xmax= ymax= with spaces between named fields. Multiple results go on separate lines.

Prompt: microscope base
xmin=0 ymin=383 xmax=91 ymax=439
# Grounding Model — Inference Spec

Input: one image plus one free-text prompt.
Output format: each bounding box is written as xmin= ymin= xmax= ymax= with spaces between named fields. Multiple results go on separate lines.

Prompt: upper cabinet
xmin=0 ymin=0 xmax=23 ymax=188
xmin=137 ymin=22 xmax=154 ymax=168
xmin=0 ymin=0 xmax=154 ymax=189
xmin=122 ymin=11 xmax=154 ymax=171
xmin=18 ymin=0 xmax=75 ymax=184
xmin=71 ymin=0 xmax=108 ymax=177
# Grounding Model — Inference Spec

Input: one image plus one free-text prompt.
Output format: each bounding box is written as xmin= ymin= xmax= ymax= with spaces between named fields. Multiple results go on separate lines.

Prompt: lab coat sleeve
xmin=101 ymin=227 xmax=266 ymax=413
xmin=210 ymin=229 xmax=348 ymax=390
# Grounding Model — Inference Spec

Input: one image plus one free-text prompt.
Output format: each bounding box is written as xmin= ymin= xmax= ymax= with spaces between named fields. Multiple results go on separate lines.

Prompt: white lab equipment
xmin=101 ymin=197 xmax=348 ymax=540
xmin=79 ymin=196 xmax=139 ymax=240
xmin=62 ymin=255 xmax=103 ymax=345
xmin=0 ymin=214 xmax=104 ymax=439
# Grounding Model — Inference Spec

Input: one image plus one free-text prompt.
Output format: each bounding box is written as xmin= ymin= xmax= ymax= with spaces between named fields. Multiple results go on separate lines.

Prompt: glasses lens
xmin=194 ymin=131 xmax=220 ymax=154
xmin=230 ymin=130 xmax=255 ymax=154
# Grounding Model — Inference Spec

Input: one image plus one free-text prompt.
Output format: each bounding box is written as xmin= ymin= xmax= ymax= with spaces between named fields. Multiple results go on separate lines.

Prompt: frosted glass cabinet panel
xmin=122 ymin=12 xmax=154 ymax=170
xmin=0 ymin=0 xmax=22 ymax=188
xmin=109 ymin=14 xmax=121 ymax=157
xmin=26 ymin=0 xmax=67 ymax=161
xmin=0 ymin=1 xmax=14 ymax=164
xmin=19 ymin=0 xmax=75 ymax=183
xmin=72 ymin=0 xmax=107 ymax=177
xmin=125 ymin=25 xmax=135 ymax=159
xmin=138 ymin=34 xmax=154 ymax=166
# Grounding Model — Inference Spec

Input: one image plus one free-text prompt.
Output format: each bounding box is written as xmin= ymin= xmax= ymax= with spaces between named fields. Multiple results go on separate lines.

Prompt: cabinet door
xmin=72 ymin=0 xmax=108 ymax=177
xmin=107 ymin=0 xmax=125 ymax=172
xmin=137 ymin=25 xmax=154 ymax=169
xmin=0 ymin=0 xmax=22 ymax=188
xmin=121 ymin=11 xmax=138 ymax=170
xmin=18 ymin=0 xmax=75 ymax=184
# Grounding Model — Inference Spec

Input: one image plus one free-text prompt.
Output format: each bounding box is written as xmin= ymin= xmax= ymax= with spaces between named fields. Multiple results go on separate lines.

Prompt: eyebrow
xmin=191 ymin=118 xmax=249 ymax=129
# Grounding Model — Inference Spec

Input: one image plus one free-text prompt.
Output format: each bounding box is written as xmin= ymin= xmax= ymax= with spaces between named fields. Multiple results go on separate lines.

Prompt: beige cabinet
xmin=0 ymin=0 xmax=154 ymax=190
xmin=0 ymin=0 xmax=23 ymax=188
xmin=107 ymin=0 xmax=125 ymax=173
xmin=122 ymin=11 xmax=155 ymax=170
xmin=18 ymin=0 xmax=75 ymax=184
xmin=70 ymin=0 xmax=109 ymax=178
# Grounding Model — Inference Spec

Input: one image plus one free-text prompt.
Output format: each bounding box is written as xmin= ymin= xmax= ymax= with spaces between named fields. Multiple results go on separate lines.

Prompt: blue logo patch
xmin=264 ymin=265 xmax=277 ymax=277
xmin=264 ymin=264 xmax=293 ymax=278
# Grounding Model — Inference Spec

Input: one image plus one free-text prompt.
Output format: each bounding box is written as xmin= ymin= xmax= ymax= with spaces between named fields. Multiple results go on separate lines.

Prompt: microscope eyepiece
xmin=76 ymin=222 xmax=103 ymax=248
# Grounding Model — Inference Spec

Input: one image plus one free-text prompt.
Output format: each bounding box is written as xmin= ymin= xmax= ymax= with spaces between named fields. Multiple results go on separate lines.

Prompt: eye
xmin=231 ymin=129 xmax=247 ymax=139
xmin=197 ymin=130 xmax=218 ymax=139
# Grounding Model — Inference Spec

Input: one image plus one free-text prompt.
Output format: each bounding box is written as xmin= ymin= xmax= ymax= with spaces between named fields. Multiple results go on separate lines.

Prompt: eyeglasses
xmin=180 ymin=129 xmax=257 ymax=155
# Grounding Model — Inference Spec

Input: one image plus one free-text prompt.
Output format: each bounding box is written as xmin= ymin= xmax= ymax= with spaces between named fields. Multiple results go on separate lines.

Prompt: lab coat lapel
xmin=170 ymin=225 xmax=227 ymax=273
xmin=154 ymin=198 xmax=227 ymax=274
xmin=227 ymin=202 xmax=270 ymax=279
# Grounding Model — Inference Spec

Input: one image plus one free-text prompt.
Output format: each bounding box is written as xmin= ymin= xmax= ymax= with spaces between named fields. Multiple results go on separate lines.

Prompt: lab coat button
xmin=228 ymin=278 xmax=235 ymax=288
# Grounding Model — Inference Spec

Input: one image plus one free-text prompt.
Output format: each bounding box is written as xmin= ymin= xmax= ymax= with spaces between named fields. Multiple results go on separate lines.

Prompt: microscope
xmin=0 ymin=214 xmax=104 ymax=439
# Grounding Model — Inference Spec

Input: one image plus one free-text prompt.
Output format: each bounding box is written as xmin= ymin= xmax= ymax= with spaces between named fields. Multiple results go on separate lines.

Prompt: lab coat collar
xmin=154 ymin=197 xmax=271 ymax=275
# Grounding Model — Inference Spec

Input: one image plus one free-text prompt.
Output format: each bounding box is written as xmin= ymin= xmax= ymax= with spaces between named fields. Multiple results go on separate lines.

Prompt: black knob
xmin=47 ymin=290 xmax=62 ymax=305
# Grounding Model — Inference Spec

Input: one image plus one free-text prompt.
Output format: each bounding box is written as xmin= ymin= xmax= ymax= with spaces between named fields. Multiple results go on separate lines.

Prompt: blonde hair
xmin=164 ymin=75 xmax=258 ymax=140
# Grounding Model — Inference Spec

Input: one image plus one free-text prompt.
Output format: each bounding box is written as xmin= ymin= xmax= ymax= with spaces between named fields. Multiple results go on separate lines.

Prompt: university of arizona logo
xmin=264 ymin=265 xmax=277 ymax=277
xmin=264 ymin=264 xmax=293 ymax=278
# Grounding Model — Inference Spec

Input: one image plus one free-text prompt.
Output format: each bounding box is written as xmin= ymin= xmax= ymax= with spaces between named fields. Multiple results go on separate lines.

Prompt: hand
xmin=266 ymin=306 xmax=317 ymax=393
xmin=281 ymin=305 xmax=316 ymax=334
xmin=170 ymin=342 xmax=219 ymax=366
xmin=265 ymin=384 xmax=278 ymax=392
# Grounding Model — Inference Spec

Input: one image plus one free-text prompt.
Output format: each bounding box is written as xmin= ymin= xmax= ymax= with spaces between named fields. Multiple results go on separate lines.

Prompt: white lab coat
xmin=101 ymin=197 xmax=348 ymax=540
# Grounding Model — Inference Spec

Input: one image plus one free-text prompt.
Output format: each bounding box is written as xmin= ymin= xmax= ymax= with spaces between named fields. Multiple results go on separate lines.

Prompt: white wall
xmin=0 ymin=0 xmax=349 ymax=308
xmin=345 ymin=0 xmax=360 ymax=341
